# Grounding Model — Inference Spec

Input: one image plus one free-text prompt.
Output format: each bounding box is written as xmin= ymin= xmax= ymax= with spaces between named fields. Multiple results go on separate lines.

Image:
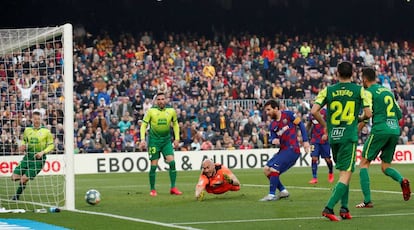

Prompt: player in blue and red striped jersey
xmin=259 ymin=100 xmax=310 ymax=201
xmin=307 ymin=108 xmax=334 ymax=184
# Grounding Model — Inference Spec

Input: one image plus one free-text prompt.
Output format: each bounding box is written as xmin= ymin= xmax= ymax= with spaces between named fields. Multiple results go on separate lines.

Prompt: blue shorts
xmin=310 ymin=143 xmax=331 ymax=159
xmin=266 ymin=148 xmax=300 ymax=174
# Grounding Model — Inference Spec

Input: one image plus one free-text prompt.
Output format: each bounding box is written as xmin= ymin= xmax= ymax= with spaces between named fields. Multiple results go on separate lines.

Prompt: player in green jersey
xmin=311 ymin=61 xmax=372 ymax=221
xmin=355 ymin=67 xmax=410 ymax=208
xmin=139 ymin=92 xmax=182 ymax=196
xmin=11 ymin=111 xmax=55 ymax=200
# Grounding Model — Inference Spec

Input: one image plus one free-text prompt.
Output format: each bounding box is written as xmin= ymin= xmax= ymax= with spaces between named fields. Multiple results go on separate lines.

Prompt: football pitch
xmin=3 ymin=164 xmax=414 ymax=230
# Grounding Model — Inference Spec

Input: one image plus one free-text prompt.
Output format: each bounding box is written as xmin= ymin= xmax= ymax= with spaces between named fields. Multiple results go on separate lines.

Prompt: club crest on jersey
xmin=282 ymin=119 xmax=288 ymax=124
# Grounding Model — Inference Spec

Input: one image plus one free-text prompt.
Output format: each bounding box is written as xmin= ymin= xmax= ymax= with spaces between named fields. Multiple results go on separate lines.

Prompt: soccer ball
xmin=85 ymin=189 xmax=101 ymax=205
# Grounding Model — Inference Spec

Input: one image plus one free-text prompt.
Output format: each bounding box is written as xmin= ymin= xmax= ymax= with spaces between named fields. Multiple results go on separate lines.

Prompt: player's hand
xmin=357 ymin=122 xmax=366 ymax=133
xmin=173 ymin=140 xmax=180 ymax=149
xmin=34 ymin=151 xmax=44 ymax=159
xmin=223 ymin=174 xmax=233 ymax=184
xmin=139 ymin=141 xmax=146 ymax=150
xmin=196 ymin=191 xmax=205 ymax=201
xmin=19 ymin=145 xmax=26 ymax=153
xmin=272 ymin=138 xmax=280 ymax=146
xmin=303 ymin=141 xmax=310 ymax=154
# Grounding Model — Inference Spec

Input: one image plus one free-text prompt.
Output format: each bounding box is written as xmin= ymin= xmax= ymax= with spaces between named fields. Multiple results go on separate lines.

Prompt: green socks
xmin=169 ymin=160 xmax=177 ymax=188
xmin=384 ymin=167 xmax=403 ymax=183
xmin=149 ymin=161 xmax=177 ymax=190
xmin=326 ymin=182 xmax=348 ymax=210
xmin=149 ymin=165 xmax=157 ymax=190
xmin=16 ymin=182 xmax=26 ymax=196
xmin=360 ymin=168 xmax=371 ymax=203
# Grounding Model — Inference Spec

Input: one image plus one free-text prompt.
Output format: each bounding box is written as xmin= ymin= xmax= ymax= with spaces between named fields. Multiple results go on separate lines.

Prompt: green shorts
xmin=362 ymin=134 xmax=399 ymax=163
xmin=330 ymin=142 xmax=357 ymax=172
xmin=148 ymin=139 xmax=174 ymax=161
xmin=13 ymin=154 xmax=45 ymax=179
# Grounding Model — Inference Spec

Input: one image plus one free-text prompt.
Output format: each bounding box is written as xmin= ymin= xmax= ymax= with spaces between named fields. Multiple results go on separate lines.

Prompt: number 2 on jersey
xmin=330 ymin=101 xmax=355 ymax=125
xmin=384 ymin=95 xmax=395 ymax=117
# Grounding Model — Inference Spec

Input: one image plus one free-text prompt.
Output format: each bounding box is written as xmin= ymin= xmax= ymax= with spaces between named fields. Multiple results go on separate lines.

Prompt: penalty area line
xmin=73 ymin=209 xmax=201 ymax=230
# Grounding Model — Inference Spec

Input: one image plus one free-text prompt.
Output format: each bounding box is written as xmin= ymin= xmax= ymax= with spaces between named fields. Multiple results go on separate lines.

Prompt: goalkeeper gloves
xmin=223 ymin=174 xmax=233 ymax=184
xmin=197 ymin=191 xmax=205 ymax=201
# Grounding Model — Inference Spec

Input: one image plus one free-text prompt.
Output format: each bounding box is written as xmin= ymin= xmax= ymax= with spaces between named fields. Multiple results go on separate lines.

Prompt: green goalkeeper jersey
xmin=315 ymin=82 xmax=371 ymax=144
xmin=140 ymin=105 xmax=180 ymax=142
xmin=22 ymin=126 xmax=54 ymax=155
xmin=366 ymin=83 xmax=402 ymax=135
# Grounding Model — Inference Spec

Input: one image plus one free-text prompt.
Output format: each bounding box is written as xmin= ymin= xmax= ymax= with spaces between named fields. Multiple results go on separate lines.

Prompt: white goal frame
xmin=0 ymin=23 xmax=74 ymax=211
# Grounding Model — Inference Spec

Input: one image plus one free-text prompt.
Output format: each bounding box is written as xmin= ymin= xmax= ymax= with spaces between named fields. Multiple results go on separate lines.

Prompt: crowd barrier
xmin=1 ymin=145 xmax=413 ymax=176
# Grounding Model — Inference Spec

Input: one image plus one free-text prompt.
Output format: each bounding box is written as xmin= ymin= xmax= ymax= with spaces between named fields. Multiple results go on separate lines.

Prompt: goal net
xmin=0 ymin=24 xmax=74 ymax=211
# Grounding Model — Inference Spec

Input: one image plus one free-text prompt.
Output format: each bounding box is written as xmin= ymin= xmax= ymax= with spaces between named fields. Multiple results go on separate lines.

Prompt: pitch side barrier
xmin=0 ymin=145 xmax=413 ymax=175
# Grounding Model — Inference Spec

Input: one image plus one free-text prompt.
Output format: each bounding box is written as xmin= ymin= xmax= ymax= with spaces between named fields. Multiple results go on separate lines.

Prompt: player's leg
xmin=163 ymin=144 xmax=182 ymax=195
xmin=11 ymin=158 xmax=29 ymax=200
xmin=322 ymin=143 xmax=355 ymax=221
xmin=381 ymin=135 xmax=411 ymax=201
xmin=148 ymin=144 xmax=161 ymax=196
xmin=276 ymin=150 xmax=299 ymax=199
xmin=260 ymin=155 xmax=280 ymax=201
xmin=320 ymin=143 xmax=334 ymax=183
xmin=309 ymin=143 xmax=319 ymax=184
xmin=357 ymin=134 xmax=387 ymax=207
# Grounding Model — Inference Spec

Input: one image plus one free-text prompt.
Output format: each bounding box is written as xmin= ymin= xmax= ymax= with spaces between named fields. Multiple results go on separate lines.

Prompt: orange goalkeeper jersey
xmin=197 ymin=163 xmax=239 ymax=194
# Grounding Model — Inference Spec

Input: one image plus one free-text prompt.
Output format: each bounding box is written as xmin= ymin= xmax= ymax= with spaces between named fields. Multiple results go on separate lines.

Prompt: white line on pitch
xmin=173 ymin=212 xmax=414 ymax=225
xmin=243 ymin=184 xmax=402 ymax=194
xmin=73 ymin=209 xmax=201 ymax=230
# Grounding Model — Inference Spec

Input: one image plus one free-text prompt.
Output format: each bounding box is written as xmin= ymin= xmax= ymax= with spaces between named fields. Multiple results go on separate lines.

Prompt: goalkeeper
xmin=195 ymin=159 xmax=240 ymax=200
xmin=11 ymin=111 xmax=54 ymax=200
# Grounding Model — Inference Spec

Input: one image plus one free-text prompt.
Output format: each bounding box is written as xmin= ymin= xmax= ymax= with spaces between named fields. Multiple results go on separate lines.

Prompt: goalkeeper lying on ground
xmin=195 ymin=159 xmax=240 ymax=200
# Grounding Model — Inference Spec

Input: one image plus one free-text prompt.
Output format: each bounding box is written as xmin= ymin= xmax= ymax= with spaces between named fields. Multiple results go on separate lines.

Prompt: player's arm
xmin=292 ymin=112 xmax=310 ymax=153
xmin=359 ymin=87 xmax=373 ymax=121
xmin=393 ymin=96 xmax=403 ymax=120
xmin=43 ymin=130 xmax=55 ymax=154
xmin=172 ymin=110 xmax=180 ymax=141
xmin=306 ymin=118 xmax=312 ymax=134
xmin=19 ymin=129 xmax=28 ymax=152
xmin=171 ymin=110 xmax=180 ymax=148
xmin=222 ymin=168 xmax=240 ymax=186
xmin=139 ymin=110 xmax=150 ymax=150
xmin=268 ymin=122 xmax=280 ymax=146
xmin=311 ymin=88 xmax=327 ymax=129
xmin=195 ymin=175 xmax=208 ymax=199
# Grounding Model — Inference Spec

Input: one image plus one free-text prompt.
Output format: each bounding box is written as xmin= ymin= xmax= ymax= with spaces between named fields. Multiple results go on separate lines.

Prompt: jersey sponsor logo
xmin=157 ymin=118 xmax=167 ymax=125
xmin=331 ymin=127 xmax=345 ymax=138
xmin=386 ymin=119 xmax=399 ymax=129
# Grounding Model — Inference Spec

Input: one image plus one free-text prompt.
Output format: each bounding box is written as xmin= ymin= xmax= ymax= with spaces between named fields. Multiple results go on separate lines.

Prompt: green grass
xmin=3 ymin=164 xmax=414 ymax=230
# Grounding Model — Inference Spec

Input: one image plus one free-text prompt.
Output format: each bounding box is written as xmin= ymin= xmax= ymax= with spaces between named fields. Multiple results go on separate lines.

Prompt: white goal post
xmin=0 ymin=24 xmax=74 ymax=211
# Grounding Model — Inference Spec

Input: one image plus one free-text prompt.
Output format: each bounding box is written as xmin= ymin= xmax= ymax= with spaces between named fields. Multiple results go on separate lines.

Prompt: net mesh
xmin=0 ymin=26 xmax=66 ymax=211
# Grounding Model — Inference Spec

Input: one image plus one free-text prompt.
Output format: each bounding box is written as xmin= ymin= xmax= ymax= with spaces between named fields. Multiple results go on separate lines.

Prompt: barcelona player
xmin=307 ymin=108 xmax=334 ymax=184
xmin=259 ymin=100 xmax=310 ymax=201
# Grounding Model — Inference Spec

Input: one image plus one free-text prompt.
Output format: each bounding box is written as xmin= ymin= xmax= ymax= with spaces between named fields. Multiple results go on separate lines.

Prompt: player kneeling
xmin=195 ymin=159 xmax=240 ymax=201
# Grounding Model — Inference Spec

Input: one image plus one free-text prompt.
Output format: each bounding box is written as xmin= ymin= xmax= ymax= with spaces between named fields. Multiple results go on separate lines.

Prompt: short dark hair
xmin=337 ymin=61 xmax=353 ymax=78
xmin=33 ymin=111 xmax=41 ymax=116
xmin=362 ymin=67 xmax=376 ymax=82
xmin=264 ymin=99 xmax=280 ymax=109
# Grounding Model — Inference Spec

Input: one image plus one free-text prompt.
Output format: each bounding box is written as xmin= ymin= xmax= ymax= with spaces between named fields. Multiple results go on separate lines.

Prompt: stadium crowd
xmin=1 ymin=29 xmax=414 ymax=154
